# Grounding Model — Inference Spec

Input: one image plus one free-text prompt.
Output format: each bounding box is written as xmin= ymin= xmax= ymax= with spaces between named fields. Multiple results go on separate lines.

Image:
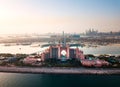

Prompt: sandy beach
xmin=0 ymin=66 xmax=120 ymax=75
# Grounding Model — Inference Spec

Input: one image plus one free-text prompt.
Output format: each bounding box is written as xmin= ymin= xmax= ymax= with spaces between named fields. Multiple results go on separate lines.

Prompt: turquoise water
xmin=0 ymin=44 xmax=120 ymax=55
xmin=0 ymin=73 xmax=120 ymax=87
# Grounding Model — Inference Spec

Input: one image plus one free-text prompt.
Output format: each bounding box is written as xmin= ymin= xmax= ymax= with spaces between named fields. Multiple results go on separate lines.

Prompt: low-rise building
xmin=81 ymin=59 xmax=109 ymax=67
xmin=23 ymin=55 xmax=41 ymax=65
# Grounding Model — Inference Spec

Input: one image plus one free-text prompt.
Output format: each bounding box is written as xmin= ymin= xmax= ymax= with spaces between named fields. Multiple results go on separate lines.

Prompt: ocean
xmin=0 ymin=43 xmax=120 ymax=55
xmin=0 ymin=73 xmax=120 ymax=87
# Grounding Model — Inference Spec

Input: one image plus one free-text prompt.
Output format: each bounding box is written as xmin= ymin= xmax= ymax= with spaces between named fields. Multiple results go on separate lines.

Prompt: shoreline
xmin=0 ymin=66 xmax=120 ymax=75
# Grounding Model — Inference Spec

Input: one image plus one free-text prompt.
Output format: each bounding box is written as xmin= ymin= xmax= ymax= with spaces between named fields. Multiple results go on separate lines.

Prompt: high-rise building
xmin=41 ymin=32 xmax=84 ymax=61
xmin=41 ymin=44 xmax=84 ymax=61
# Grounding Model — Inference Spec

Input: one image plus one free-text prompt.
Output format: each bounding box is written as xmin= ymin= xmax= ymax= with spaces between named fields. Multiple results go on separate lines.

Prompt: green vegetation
xmin=44 ymin=58 xmax=81 ymax=67
xmin=0 ymin=53 xmax=28 ymax=66
xmin=0 ymin=53 xmax=14 ymax=57
xmin=0 ymin=53 xmax=120 ymax=68
xmin=98 ymin=54 xmax=120 ymax=68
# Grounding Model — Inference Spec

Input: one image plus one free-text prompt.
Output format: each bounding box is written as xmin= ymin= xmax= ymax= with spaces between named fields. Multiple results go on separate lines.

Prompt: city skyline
xmin=0 ymin=0 xmax=120 ymax=34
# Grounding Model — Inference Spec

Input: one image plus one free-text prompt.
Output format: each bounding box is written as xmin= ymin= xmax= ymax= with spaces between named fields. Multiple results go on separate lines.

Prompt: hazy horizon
xmin=0 ymin=0 xmax=120 ymax=34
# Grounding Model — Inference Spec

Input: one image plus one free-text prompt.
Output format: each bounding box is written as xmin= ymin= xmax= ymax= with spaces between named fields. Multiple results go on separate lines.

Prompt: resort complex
xmin=0 ymin=32 xmax=120 ymax=75
xmin=23 ymin=32 xmax=110 ymax=67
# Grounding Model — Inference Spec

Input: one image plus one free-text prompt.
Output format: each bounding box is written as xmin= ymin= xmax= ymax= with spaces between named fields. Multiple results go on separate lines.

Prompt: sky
xmin=0 ymin=0 xmax=120 ymax=34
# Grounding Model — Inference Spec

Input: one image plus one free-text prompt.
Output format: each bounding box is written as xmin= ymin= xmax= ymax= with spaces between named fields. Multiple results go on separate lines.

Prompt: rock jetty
xmin=0 ymin=66 xmax=120 ymax=75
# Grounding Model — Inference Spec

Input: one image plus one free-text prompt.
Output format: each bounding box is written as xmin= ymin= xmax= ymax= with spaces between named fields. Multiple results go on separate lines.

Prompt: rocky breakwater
xmin=0 ymin=66 xmax=120 ymax=75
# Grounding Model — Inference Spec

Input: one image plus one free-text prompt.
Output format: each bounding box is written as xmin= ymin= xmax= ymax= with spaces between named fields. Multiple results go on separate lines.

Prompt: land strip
xmin=0 ymin=66 xmax=120 ymax=75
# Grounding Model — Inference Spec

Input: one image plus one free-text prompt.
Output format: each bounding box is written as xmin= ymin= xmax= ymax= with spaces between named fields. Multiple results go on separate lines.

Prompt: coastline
xmin=0 ymin=66 xmax=120 ymax=75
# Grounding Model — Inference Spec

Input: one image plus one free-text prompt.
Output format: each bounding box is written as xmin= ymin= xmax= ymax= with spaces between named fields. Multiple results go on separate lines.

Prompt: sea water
xmin=0 ymin=73 xmax=120 ymax=87
xmin=0 ymin=44 xmax=120 ymax=55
